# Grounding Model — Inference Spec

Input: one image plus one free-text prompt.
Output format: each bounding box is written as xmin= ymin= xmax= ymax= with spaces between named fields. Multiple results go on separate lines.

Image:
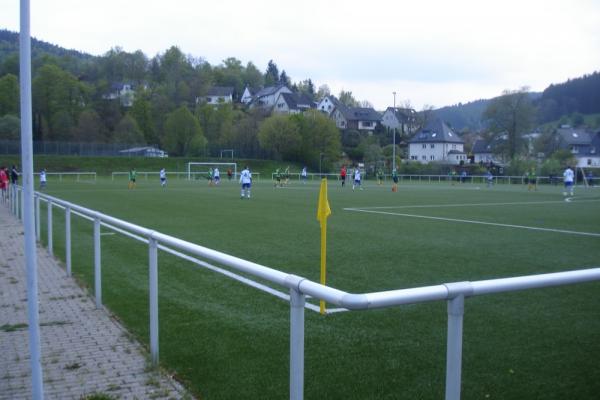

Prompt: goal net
xmin=187 ymin=162 xmax=237 ymax=181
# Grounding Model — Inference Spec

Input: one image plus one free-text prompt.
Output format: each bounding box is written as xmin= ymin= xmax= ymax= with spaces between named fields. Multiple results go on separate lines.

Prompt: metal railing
xmin=111 ymin=171 xmax=261 ymax=181
xmin=6 ymin=185 xmax=600 ymax=400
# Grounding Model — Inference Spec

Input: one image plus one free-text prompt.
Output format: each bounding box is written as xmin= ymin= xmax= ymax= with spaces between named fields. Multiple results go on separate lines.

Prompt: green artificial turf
xmin=36 ymin=177 xmax=600 ymax=399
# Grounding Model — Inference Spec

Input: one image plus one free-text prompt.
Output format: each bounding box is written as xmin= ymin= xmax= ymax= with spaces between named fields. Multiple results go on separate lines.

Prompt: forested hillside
xmin=536 ymin=71 xmax=600 ymax=123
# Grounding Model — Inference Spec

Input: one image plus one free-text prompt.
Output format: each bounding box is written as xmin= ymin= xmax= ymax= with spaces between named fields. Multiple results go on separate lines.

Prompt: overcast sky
xmin=2 ymin=0 xmax=599 ymax=110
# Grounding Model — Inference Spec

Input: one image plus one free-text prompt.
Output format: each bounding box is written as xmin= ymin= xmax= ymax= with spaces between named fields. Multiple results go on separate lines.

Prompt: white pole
xmin=94 ymin=217 xmax=102 ymax=308
xmin=65 ymin=206 xmax=71 ymax=277
xmin=445 ymin=295 xmax=465 ymax=400
xmin=149 ymin=237 xmax=159 ymax=365
xmin=290 ymin=288 xmax=305 ymax=400
xmin=20 ymin=0 xmax=45 ymax=397
xmin=47 ymin=200 xmax=53 ymax=255
xmin=392 ymin=91 xmax=396 ymax=173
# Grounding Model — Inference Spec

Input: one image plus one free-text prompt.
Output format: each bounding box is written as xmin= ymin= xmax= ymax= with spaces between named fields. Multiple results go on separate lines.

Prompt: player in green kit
xmin=128 ymin=168 xmax=136 ymax=189
xmin=527 ymin=168 xmax=537 ymax=191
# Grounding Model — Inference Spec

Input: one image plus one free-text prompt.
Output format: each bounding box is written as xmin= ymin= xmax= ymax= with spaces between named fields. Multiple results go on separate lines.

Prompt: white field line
xmin=344 ymin=208 xmax=600 ymax=238
xmin=354 ymin=198 xmax=599 ymax=210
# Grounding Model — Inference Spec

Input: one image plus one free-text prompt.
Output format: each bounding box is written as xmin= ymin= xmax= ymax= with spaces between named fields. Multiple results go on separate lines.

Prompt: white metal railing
xmin=396 ymin=174 xmax=566 ymax=185
xmin=7 ymin=185 xmax=600 ymax=400
xmin=111 ymin=171 xmax=261 ymax=181
xmin=33 ymin=171 xmax=97 ymax=182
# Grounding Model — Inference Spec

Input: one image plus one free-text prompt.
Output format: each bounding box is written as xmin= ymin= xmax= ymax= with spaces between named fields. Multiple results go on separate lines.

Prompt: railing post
xmin=148 ymin=236 xmax=159 ymax=365
xmin=290 ymin=287 xmax=305 ymax=400
xmin=94 ymin=217 xmax=102 ymax=308
xmin=445 ymin=294 xmax=465 ymax=400
xmin=65 ymin=206 xmax=71 ymax=277
xmin=47 ymin=199 xmax=53 ymax=255
xmin=20 ymin=186 xmax=24 ymax=220
xmin=35 ymin=194 xmax=40 ymax=242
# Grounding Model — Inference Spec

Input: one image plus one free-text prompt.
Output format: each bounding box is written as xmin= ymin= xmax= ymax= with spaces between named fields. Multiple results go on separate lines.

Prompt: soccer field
xmin=38 ymin=177 xmax=600 ymax=399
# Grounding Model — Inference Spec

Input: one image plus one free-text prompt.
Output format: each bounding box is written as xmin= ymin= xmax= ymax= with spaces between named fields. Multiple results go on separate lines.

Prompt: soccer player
xmin=486 ymin=170 xmax=494 ymax=188
xmin=274 ymin=168 xmax=282 ymax=187
xmin=527 ymin=168 xmax=537 ymax=191
xmin=128 ymin=168 xmax=136 ymax=189
xmin=284 ymin=166 xmax=290 ymax=185
xmin=563 ymin=166 xmax=574 ymax=196
xmin=392 ymin=167 xmax=399 ymax=192
xmin=214 ymin=167 xmax=220 ymax=185
xmin=227 ymin=168 xmax=233 ymax=181
xmin=240 ymin=165 xmax=252 ymax=199
xmin=301 ymin=166 xmax=307 ymax=184
xmin=208 ymin=168 xmax=214 ymax=186
xmin=352 ymin=166 xmax=362 ymax=191
xmin=159 ymin=168 xmax=167 ymax=187
xmin=377 ymin=168 xmax=384 ymax=185
xmin=340 ymin=165 xmax=347 ymax=187
xmin=40 ymin=168 xmax=47 ymax=190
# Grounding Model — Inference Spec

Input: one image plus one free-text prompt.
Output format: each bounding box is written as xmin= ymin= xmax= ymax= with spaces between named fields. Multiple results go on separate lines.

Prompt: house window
xmin=422 ymin=144 xmax=426 ymax=149
xmin=588 ymin=159 xmax=592 ymax=166
xmin=452 ymin=144 xmax=456 ymax=149
xmin=571 ymin=146 xmax=578 ymax=154
xmin=430 ymin=144 xmax=435 ymax=149
xmin=411 ymin=155 xmax=417 ymax=160
xmin=206 ymin=97 xmax=213 ymax=103
xmin=341 ymin=121 xmax=346 ymax=128
xmin=422 ymin=155 xmax=427 ymax=161
xmin=430 ymin=155 xmax=435 ymax=160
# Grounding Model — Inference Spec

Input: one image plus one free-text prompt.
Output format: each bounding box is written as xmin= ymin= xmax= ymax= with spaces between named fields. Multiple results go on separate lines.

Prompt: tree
xmin=163 ymin=106 xmax=205 ymax=156
xmin=258 ymin=115 xmax=300 ymax=160
xmin=293 ymin=110 xmax=341 ymax=169
xmin=359 ymin=100 xmax=373 ymax=108
xmin=0 ymin=73 xmax=19 ymax=116
xmin=114 ymin=115 xmax=145 ymax=144
xmin=296 ymin=79 xmax=316 ymax=101
xmin=73 ymin=109 xmax=105 ymax=142
xmin=316 ymin=84 xmax=331 ymax=100
xmin=242 ymin=61 xmax=264 ymax=90
xmin=264 ymin=60 xmax=279 ymax=87
xmin=483 ymin=87 xmax=536 ymax=159
xmin=279 ymin=70 xmax=291 ymax=87
xmin=0 ymin=114 xmax=20 ymax=140
xmin=339 ymin=90 xmax=358 ymax=107
xmin=130 ymin=93 xmax=157 ymax=145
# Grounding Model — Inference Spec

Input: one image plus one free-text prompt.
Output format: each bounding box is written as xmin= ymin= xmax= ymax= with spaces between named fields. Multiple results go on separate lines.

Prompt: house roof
xmin=385 ymin=107 xmax=416 ymax=121
xmin=472 ymin=135 xmax=506 ymax=153
xmin=557 ymin=127 xmax=593 ymax=145
xmin=409 ymin=119 xmax=463 ymax=144
xmin=207 ymin=86 xmax=234 ymax=96
xmin=254 ymin=84 xmax=289 ymax=98
xmin=336 ymin=105 xmax=381 ymax=122
xmin=279 ymin=92 xmax=313 ymax=109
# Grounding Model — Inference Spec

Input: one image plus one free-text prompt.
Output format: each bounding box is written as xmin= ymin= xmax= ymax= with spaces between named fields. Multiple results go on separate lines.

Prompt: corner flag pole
xmin=316 ymin=178 xmax=331 ymax=315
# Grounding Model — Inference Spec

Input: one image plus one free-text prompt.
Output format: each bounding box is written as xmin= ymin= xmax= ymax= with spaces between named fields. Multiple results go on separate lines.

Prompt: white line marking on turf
xmin=354 ymin=198 xmax=598 ymax=210
xmin=344 ymin=208 xmax=600 ymax=238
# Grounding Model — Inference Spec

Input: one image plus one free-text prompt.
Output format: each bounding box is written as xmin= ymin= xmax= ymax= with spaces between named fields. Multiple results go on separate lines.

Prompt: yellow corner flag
xmin=316 ymin=178 xmax=331 ymax=314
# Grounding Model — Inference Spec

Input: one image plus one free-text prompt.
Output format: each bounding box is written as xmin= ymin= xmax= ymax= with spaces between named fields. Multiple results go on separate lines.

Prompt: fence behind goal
xmin=7 ymin=186 xmax=600 ymax=400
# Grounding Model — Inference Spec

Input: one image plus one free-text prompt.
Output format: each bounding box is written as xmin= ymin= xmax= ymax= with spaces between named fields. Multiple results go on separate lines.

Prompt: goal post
xmin=187 ymin=162 xmax=237 ymax=181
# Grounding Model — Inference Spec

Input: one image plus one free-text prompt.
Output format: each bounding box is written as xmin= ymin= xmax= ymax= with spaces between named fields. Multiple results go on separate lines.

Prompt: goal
xmin=187 ymin=162 xmax=237 ymax=181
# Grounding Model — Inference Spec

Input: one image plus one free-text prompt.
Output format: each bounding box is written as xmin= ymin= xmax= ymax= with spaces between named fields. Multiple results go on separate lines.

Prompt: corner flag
xmin=316 ymin=178 xmax=331 ymax=314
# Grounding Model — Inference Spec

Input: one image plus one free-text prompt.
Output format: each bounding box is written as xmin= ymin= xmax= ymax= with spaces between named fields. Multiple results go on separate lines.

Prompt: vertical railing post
xmin=148 ymin=235 xmax=159 ymax=365
xmin=94 ymin=217 xmax=102 ymax=308
xmin=35 ymin=194 xmax=40 ymax=242
xmin=290 ymin=287 xmax=305 ymax=400
xmin=47 ymin=199 xmax=53 ymax=255
xmin=445 ymin=294 xmax=465 ymax=400
xmin=20 ymin=185 xmax=24 ymax=220
xmin=65 ymin=205 xmax=71 ymax=277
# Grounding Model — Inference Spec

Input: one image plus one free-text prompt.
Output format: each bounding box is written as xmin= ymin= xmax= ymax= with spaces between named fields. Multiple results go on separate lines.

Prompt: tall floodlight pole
xmin=20 ymin=0 xmax=45 ymax=398
xmin=392 ymin=92 xmax=397 ymax=172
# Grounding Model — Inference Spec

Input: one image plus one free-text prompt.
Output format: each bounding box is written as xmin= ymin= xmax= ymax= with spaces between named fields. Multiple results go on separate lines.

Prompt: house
xmin=273 ymin=92 xmax=314 ymax=114
xmin=472 ymin=136 xmax=507 ymax=164
xmin=317 ymin=95 xmax=341 ymax=115
xmin=381 ymin=107 xmax=417 ymax=134
xmin=248 ymin=85 xmax=293 ymax=109
xmin=331 ymin=104 xmax=381 ymax=131
xmin=103 ymin=82 xmax=135 ymax=107
xmin=554 ymin=126 xmax=600 ymax=167
xmin=197 ymin=86 xmax=234 ymax=105
xmin=240 ymin=87 xmax=256 ymax=104
xmin=408 ymin=119 xmax=466 ymax=164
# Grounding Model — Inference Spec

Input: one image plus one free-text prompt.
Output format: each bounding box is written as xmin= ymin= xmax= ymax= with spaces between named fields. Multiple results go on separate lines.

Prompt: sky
xmin=1 ymin=0 xmax=599 ymax=110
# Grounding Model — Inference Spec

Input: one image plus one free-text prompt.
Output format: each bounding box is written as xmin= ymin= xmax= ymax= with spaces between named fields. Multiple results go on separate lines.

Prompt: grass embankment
xmin=0 ymin=154 xmax=305 ymax=177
